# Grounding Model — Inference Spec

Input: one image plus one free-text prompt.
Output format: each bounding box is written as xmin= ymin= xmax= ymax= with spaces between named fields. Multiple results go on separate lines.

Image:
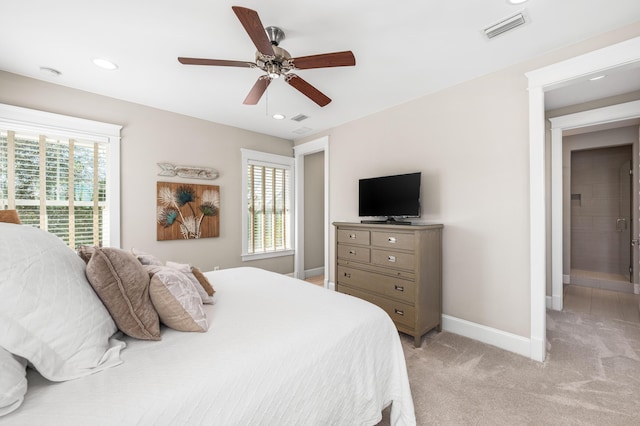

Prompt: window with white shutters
xmin=0 ymin=103 xmax=121 ymax=248
xmin=241 ymin=149 xmax=294 ymax=260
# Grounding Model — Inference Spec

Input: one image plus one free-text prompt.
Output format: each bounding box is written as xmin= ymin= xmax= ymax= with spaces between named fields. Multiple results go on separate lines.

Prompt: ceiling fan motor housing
xmin=265 ymin=26 xmax=285 ymax=46
xmin=255 ymin=45 xmax=293 ymax=78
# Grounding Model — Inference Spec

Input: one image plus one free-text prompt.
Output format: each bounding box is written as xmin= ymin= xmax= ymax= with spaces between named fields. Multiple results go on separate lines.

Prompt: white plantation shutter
xmin=241 ymin=149 xmax=294 ymax=260
xmin=0 ymin=103 xmax=121 ymax=248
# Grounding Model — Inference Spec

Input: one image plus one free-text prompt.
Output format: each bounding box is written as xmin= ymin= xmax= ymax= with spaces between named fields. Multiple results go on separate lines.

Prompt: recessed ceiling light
xmin=589 ymin=75 xmax=606 ymax=81
xmin=272 ymin=114 xmax=286 ymax=120
xmin=39 ymin=66 xmax=61 ymax=77
xmin=507 ymin=0 xmax=528 ymax=4
xmin=92 ymin=58 xmax=118 ymax=70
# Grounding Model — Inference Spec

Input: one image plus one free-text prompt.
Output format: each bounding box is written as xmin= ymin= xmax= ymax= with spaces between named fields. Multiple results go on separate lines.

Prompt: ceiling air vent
xmin=483 ymin=10 xmax=528 ymax=39
xmin=291 ymin=114 xmax=309 ymax=122
xmin=292 ymin=126 xmax=312 ymax=135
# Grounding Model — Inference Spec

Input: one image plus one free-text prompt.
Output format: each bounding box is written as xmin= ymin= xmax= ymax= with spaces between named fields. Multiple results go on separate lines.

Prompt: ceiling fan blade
xmin=178 ymin=57 xmax=255 ymax=68
xmin=291 ymin=51 xmax=356 ymax=70
xmin=285 ymin=74 xmax=331 ymax=107
xmin=243 ymin=77 xmax=272 ymax=105
xmin=232 ymin=6 xmax=274 ymax=57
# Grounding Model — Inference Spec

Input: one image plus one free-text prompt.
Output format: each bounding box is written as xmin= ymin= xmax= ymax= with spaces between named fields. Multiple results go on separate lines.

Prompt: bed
xmin=0 ymin=223 xmax=416 ymax=425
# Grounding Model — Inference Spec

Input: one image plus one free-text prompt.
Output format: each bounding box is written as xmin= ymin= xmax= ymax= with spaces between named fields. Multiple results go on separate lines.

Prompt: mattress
xmin=3 ymin=267 xmax=415 ymax=425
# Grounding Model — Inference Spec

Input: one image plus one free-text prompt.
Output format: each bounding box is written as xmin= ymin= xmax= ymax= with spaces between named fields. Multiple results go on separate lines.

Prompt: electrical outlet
xmin=213 ymin=266 xmax=220 ymax=271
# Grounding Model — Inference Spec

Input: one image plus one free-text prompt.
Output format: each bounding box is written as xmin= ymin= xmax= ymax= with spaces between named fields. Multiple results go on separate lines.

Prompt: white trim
xmin=242 ymin=249 xmax=295 ymax=262
xmin=0 ymin=103 xmax=122 ymax=248
xmin=293 ymin=136 xmax=329 ymax=287
xmin=563 ymin=274 xmax=571 ymax=283
xmin=526 ymin=35 xmax=640 ymax=363
xmin=442 ymin=314 xmax=531 ymax=358
xmin=304 ymin=266 xmax=324 ymax=278
xmin=551 ymin=126 xmax=564 ymax=312
xmin=546 ymin=296 xmax=553 ymax=309
xmin=240 ymin=148 xmax=295 ymax=260
xmin=327 ymin=281 xmax=336 ymax=291
xmin=0 ymin=103 xmax=121 ymax=142
xmin=527 ymin=85 xmax=547 ymax=362
xmin=551 ymin=100 xmax=640 ymax=130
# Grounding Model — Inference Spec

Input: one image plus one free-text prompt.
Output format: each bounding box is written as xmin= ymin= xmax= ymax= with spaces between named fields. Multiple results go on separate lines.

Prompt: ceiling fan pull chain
xmin=265 ymin=83 xmax=269 ymax=116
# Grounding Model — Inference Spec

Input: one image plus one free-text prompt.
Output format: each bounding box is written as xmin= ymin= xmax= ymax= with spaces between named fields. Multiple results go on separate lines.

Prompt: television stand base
xmin=361 ymin=218 xmax=411 ymax=225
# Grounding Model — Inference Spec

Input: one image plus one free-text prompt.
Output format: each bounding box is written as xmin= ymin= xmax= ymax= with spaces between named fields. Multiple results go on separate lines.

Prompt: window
xmin=0 ymin=103 xmax=121 ymax=248
xmin=241 ymin=149 xmax=294 ymax=260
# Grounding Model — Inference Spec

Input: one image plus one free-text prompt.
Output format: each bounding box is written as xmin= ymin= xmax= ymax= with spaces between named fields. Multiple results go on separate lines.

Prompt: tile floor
xmin=563 ymin=284 xmax=640 ymax=323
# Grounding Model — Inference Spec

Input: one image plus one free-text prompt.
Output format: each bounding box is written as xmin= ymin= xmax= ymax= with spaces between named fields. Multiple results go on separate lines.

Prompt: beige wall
xmin=303 ymin=151 xmax=324 ymax=272
xmin=0 ymin=70 xmax=294 ymax=274
xmin=297 ymin=23 xmax=640 ymax=338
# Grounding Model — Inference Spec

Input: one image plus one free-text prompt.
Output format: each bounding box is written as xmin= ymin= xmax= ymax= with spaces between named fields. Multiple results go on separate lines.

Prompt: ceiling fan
xmin=178 ymin=6 xmax=356 ymax=107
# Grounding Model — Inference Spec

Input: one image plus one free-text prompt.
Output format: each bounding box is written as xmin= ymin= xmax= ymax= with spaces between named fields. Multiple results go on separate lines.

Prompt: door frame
xmin=549 ymin=101 xmax=640 ymax=311
xmin=526 ymin=35 xmax=640 ymax=362
xmin=293 ymin=136 xmax=330 ymax=287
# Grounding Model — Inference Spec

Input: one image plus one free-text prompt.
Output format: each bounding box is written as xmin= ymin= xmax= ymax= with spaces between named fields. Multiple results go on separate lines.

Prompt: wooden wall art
xmin=157 ymin=181 xmax=220 ymax=240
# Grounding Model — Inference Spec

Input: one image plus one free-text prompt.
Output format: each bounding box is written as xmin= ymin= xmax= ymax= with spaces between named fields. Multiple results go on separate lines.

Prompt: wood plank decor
xmin=156 ymin=181 xmax=220 ymax=241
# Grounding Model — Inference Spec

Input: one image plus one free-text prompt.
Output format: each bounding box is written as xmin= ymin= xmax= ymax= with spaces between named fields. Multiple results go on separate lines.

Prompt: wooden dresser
xmin=334 ymin=222 xmax=443 ymax=347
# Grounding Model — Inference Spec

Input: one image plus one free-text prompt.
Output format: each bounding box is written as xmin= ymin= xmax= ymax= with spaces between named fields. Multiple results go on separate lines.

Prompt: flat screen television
xmin=358 ymin=172 xmax=421 ymax=224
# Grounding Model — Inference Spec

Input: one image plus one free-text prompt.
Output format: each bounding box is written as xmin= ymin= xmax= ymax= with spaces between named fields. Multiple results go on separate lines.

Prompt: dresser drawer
xmin=371 ymin=231 xmax=415 ymax=251
xmin=339 ymin=285 xmax=415 ymax=329
xmin=337 ymin=229 xmax=370 ymax=245
xmin=337 ymin=265 xmax=415 ymax=304
xmin=371 ymin=249 xmax=415 ymax=270
xmin=337 ymin=244 xmax=370 ymax=263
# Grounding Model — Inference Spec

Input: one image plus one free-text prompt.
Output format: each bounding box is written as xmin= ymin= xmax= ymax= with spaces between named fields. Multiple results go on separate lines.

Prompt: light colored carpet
xmin=380 ymin=309 xmax=640 ymax=425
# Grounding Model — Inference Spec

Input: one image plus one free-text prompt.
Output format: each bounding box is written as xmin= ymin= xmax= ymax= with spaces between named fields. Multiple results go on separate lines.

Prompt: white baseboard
xmin=546 ymin=296 xmax=552 ymax=309
xmin=304 ymin=267 xmax=324 ymax=279
xmin=442 ymin=314 xmax=531 ymax=359
xmin=328 ymin=281 xmax=336 ymax=291
xmin=563 ymin=274 xmax=570 ymax=284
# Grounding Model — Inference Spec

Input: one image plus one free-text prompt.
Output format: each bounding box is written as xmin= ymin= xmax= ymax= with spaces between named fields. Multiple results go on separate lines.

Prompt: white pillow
xmin=0 ymin=223 xmax=124 ymax=381
xmin=0 ymin=347 xmax=27 ymax=417
xmin=166 ymin=261 xmax=214 ymax=304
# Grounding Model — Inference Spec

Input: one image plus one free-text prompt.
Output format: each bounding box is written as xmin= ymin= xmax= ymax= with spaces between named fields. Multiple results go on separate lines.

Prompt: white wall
xmin=297 ymin=22 xmax=640 ymax=339
xmin=0 ymin=70 xmax=294 ymax=274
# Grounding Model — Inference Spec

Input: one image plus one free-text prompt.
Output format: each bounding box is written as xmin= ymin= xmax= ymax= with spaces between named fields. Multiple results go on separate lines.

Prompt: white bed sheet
xmin=3 ymin=267 xmax=415 ymax=425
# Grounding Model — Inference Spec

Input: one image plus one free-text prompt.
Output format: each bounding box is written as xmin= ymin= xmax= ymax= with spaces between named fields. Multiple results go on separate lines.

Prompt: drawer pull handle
xmin=394 ymin=309 xmax=404 ymax=316
xmin=388 ymin=237 xmax=397 ymax=243
xmin=349 ymin=234 xmax=356 ymax=239
xmin=394 ymin=285 xmax=404 ymax=292
xmin=349 ymin=250 xmax=357 ymax=255
xmin=388 ymin=255 xmax=396 ymax=262
xmin=344 ymin=272 xmax=351 ymax=278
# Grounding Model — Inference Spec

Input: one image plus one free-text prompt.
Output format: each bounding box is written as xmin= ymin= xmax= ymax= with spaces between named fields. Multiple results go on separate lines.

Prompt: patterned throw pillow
xmin=147 ymin=266 xmax=208 ymax=332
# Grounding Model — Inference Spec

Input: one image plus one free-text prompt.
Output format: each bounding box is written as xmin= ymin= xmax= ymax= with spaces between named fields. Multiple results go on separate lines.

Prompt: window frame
xmin=241 ymin=148 xmax=295 ymax=261
xmin=0 ymin=103 xmax=122 ymax=247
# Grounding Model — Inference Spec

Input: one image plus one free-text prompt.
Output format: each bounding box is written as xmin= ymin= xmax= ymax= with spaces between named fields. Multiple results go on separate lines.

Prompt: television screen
xmin=358 ymin=172 xmax=421 ymax=218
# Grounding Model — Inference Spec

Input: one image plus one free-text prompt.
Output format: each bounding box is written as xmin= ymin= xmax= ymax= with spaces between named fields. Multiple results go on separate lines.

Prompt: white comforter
xmin=4 ymin=267 xmax=415 ymax=425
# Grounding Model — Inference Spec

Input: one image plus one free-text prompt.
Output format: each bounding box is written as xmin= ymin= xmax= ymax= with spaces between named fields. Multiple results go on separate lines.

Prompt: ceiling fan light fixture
xmin=266 ymin=63 xmax=281 ymax=78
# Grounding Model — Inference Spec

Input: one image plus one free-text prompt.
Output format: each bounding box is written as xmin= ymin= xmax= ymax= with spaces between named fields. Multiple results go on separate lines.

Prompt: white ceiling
xmin=1 ymin=0 xmax=639 ymax=140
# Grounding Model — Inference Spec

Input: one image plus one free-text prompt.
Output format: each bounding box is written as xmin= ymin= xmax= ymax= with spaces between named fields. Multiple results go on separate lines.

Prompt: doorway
xmin=526 ymin=35 xmax=640 ymax=361
xmin=293 ymin=136 xmax=330 ymax=287
xmin=569 ymin=144 xmax=633 ymax=293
